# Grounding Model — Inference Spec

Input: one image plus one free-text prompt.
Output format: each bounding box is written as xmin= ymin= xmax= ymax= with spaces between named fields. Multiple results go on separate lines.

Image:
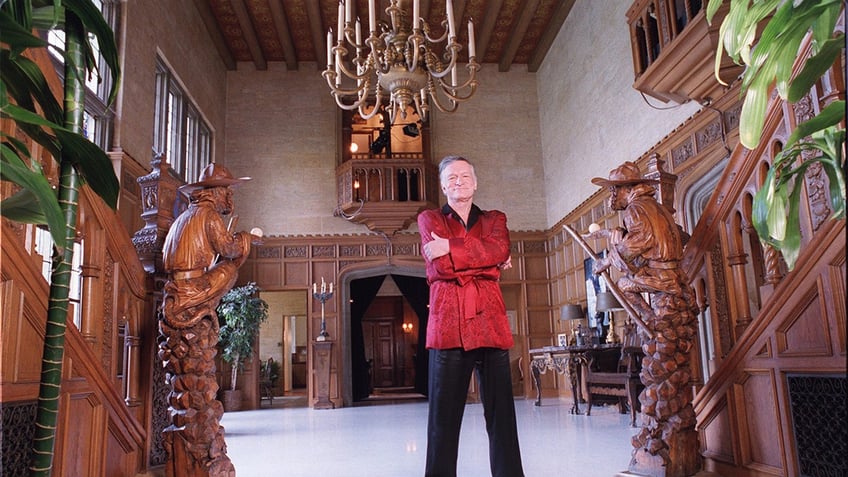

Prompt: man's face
xmin=440 ymin=161 xmax=477 ymax=203
xmin=608 ymin=185 xmax=630 ymax=211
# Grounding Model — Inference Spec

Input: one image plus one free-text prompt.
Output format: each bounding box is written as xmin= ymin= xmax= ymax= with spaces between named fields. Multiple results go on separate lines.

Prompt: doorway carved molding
xmin=339 ymin=262 xmax=426 ymax=406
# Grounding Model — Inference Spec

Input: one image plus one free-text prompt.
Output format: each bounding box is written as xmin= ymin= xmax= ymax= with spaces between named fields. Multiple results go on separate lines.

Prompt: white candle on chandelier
xmin=451 ymin=64 xmax=457 ymax=87
xmin=412 ymin=0 xmax=420 ymax=30
xmin=355 ymin=18 xmax=362 ymax=45
xmin=329 ymin=282 xmax=333 ymax=294
xmin=446 ymin=0 xmax=456 ymax=38
xmin=327 ymin=31 xmax=333 ymax=66
xmin=468 ymin=20 xmax=476 ymax=58
xmin=368 ymin=0 xmax=376 ymax=33
xmin=345 ymin=0 xmax=352 ymax=24
xmin=337 ymin=1 xmax=344 ymax=42
xmin=313 ymin=283 xmax=317 ymax=294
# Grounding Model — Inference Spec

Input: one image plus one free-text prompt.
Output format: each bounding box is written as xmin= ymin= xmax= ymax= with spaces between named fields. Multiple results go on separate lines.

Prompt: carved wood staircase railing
xmin=1 ymin=185 xmax=151 ymax=476
xmin=681 ymin=19 xmax=846 ymax=475
xmin=1 ymin=47 xmax=153 ymax=476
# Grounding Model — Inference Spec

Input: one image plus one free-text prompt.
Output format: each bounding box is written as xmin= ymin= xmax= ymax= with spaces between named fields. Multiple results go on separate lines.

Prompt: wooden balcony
xmin=626 ymin=0 xmax=743 ymax=103
xmin=335 ymin=155 xmax=440 ymax=235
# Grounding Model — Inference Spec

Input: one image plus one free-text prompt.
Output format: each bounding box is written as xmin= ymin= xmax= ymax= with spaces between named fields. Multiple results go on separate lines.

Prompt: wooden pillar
xmin=726 ymin=213 xmax=753 ymax=337
xmin=124 ymin=330 xmax=142 ymax=407
xmin=313 ymin=341 xmax=335 ymax=409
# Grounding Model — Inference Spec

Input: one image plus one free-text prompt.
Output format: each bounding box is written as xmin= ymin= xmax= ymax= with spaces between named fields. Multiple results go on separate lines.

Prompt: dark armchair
xmin=583 ymin=322 xmax=644 ymax=426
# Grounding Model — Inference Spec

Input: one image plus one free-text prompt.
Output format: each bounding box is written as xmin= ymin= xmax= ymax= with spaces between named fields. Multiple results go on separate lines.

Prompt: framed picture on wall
xmin=584 ymin=252 xmax=608 ymax=331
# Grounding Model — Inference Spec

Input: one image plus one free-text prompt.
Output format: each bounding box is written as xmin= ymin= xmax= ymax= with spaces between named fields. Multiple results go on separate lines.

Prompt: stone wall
xmin=117 ymin=0 xmax=228 ymax=168
xmin=223 ymin=63 xmax=548 ymax=235
xmin=537 ymin=0 xmax=701 ymax=226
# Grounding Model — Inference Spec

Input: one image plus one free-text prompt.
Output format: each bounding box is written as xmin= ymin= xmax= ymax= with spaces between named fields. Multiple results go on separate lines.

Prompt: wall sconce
xmin=350 ymin=142 xmax=359 ymax=153
xmin=402 ymin=321 xmax=413 ymax=333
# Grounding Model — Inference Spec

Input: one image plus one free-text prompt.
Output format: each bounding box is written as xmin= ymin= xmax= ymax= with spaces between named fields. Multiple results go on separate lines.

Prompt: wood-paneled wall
xmin=238 ymin=229 xmax=549 ymax=407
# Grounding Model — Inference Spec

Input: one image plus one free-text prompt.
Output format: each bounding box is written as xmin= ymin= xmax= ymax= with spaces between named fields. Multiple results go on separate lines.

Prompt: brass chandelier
xmin=322 ymin=0 xmax=480 ymax=124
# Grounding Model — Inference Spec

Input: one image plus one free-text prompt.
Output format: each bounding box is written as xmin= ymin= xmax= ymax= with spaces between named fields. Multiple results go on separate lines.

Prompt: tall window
xmin=46 ymin=0 xmax=118 ymax=150
xmin=154 ymin=59 xmax=212 ymax=183
xmin=35 ymin=228 xmax=84 ymax=328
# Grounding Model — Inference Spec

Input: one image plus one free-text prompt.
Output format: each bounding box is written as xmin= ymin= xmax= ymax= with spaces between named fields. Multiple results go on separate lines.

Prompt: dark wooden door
xmin=370 ymin=321 xmax=396 ymax=387
xmin=363 ymin=296 xmax=404 ymax=389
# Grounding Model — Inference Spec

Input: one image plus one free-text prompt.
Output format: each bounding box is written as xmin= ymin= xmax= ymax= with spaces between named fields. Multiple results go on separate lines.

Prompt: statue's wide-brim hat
xmin=179 ymin=163 xmax=251 ymax=192
xmin=591 ymin=161 xmax=657 ymax=187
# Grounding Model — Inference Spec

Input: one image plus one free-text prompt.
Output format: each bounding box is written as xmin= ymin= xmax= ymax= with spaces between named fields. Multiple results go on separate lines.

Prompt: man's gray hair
xmin=438 ymin=155 xmax=476 ymax=178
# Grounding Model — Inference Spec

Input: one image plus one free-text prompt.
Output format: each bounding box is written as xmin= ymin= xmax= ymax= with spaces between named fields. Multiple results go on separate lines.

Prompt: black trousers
xmin=424 ymin=348 xmax=525 ymax=477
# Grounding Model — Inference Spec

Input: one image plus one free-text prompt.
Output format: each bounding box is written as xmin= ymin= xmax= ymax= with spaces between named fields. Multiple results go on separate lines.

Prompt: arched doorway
xmin=339 ymin=264 xmax=428 ymax=407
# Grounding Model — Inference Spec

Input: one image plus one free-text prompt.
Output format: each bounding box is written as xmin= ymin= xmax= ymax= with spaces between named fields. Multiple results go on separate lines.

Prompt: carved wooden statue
xmin=159 ymin=163 xmax=258 ymax=477
xmin=588 ymin=162 xmax=700 ymax=477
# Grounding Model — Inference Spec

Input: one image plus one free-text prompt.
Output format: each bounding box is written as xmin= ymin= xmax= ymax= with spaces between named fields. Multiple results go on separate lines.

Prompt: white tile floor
xmin=221 ymin=394 xmax=641 ymax=476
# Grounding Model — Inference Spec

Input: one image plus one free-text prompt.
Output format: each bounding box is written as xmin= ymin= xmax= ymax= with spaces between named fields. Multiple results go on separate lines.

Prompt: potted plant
xmin=217 ymin=282 xmax=269 ymax=411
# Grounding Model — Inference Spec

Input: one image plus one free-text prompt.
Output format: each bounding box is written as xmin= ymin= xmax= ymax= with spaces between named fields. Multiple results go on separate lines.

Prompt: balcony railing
xmin=335 ymin=155 xmax=440 ymax=234
xmin=626 ymin=0 xmax=742 ymax=103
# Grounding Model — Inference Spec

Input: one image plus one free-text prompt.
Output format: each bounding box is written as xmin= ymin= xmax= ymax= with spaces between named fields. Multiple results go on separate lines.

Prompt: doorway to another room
xmin=348 ymin=273 xmax=429 ymax=405
xmin=258 ymin=290 xmax=308 ymax=402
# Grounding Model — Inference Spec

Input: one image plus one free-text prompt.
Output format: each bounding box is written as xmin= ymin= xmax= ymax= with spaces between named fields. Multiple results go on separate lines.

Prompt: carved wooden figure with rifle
xmin=159 ymin=163 xmax=262 ymax=476
xmin=584 ymin=161 xmax=700 ymax=477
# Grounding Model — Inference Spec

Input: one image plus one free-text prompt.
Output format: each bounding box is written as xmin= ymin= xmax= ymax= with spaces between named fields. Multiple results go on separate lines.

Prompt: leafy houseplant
xmin=217 ymin=282 xmax=269 ymax=406
xmin=707 ymin=0 xmax=845 ymax=269
xmin=1 ymin=1 xmax=120 ymax=473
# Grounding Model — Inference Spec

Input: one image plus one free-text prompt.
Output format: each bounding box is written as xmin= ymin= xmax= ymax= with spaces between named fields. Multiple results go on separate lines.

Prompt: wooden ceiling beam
xmin=498 ymin=0 xmax=540 ymax=72
xmin=192 ymin=0 xmax=235 ymax=70
xmin=475 ymin=0 xmax=504 ymax=63
xmin=269 ymin=0 xmax=298 ymax=70
xmin=527 ymin=0 xmax=575 ymax=72
xmin=231 ymin=0 xmax=267 ymax=70
xmin=306 ymin=0 xmax=327 ymax=70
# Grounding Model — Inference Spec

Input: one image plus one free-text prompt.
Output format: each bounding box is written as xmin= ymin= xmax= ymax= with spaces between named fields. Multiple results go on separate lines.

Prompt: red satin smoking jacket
xmin=418 ymin=205 xmax=514 ymax=351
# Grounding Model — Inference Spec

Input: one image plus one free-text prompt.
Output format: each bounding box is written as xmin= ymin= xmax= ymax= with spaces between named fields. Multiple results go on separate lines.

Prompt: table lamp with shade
xmin=560 ymin=304 xmax=584 ymax=346
xmin=595 ymin=292 xmax=624 ymax=343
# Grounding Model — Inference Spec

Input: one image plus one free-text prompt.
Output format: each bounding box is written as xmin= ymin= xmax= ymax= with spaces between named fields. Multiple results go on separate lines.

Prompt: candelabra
xmin=312 ymin=278 xmax=334 ymax=341
xmin=322 ymin=0 xmax=479 ymax=125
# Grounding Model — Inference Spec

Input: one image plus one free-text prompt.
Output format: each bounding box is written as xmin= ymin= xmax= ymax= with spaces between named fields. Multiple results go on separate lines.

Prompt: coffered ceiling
xmin=194 ymin=0 xmax=575 ymax=72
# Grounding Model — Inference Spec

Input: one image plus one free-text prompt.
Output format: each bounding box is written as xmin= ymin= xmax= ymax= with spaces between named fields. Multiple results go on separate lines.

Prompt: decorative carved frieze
xmin=340 ymin=245 xmax=362 ymax=257
xmin=805 ymin=161 xmax=832 ymax=231
xmin=696 ymin=119 xmax=723 ymax=151
xmin=523 ymin=241 xmax=546 ymax=254
xmin=392 ymin=243 xmax=415 ymax=255
xmin=285 ymin=246 xmax=307 ymax=258
xmin=312 ymin=245 xmax=336 ymax=257
xmin=672 ymin=139 xmax=694 ymax=168
xmin=366 ymin=243 xmax=388 ymax=257
xmin=256 ymin=246 xmax=281 ymax=259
